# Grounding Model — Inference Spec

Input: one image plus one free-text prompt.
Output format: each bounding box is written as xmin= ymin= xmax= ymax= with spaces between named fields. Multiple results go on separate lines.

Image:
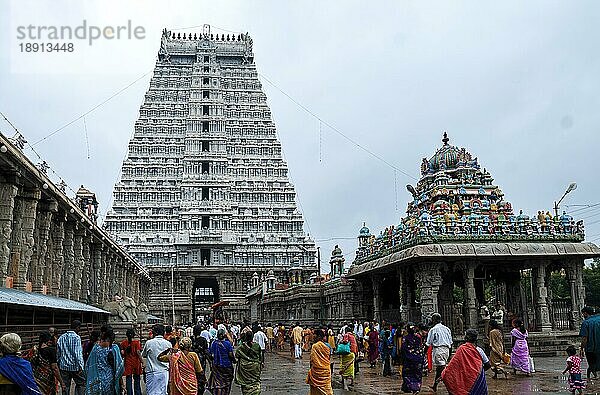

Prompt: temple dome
xmin=429 ymin=143 xmax=459 ymax=171
xmin=422 ymin=132 xmax=478 ymax=175
xmin=359 ymin=222 xmax=370 ymax=237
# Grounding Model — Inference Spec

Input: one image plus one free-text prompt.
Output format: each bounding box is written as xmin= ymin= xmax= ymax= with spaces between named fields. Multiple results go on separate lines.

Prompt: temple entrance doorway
xmin=192 ymin=277 xmax=220 ymax=323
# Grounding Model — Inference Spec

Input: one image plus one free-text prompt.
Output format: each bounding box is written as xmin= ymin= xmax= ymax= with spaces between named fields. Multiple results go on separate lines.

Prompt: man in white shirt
xmin=200 ymin=326 xmax=211 ymax=344
xmin=184 ymin=324 xmax=194 ymax=338
xmin=480 ymin=304 xmax=491 ymax=337
xmin=356 ymin=322 xmax=364 ymax=339
xmin=426 ymin=313 xmax=453 ymax=392
xmin=230 ymin=323 xmax=240 ymax=345
xmin=491 ymin=303 xmax=505 ymax=328
xmin=253 ymin=325 xmax=268 ymax=351
xmin=142 ymin=324 xmax=172 ymax=395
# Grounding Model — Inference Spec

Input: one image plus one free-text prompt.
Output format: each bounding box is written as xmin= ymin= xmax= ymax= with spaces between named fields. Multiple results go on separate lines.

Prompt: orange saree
xmin=306 ymin=341 xmax=333 ymax=395
xmin=169 ymin=351 xmax=202 ymax=395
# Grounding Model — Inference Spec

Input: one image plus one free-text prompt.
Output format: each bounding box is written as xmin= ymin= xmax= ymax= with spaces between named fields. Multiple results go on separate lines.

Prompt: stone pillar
xmin=134 ymin=270 xmax=141 ymax=304
xmin=16 ymin=189 xmax=40 ymax=288
xmin=71 ymin=226 xmax=84 ymax=301
xmin=566 ymin=259 xmax=586 ymax=330
xmin=61 ymin=220 xmax=75 ymax=298
xmin=416 ymin=262 xmax=442 ymax=322
xmin=100 ymin=248 xmax=110 ymax=303
xmin=403 ymin=269 xmax=418 ymax=322
xmin=504 ymin=271 xmax=522 ymax=321
xmin=90 ymin=243 xmax=102 ymax=305
xmin=50 ymin=213 xmax=66 ymax=296
xmin=98 ymin=248 xmax=105 ymax=303
xmin=0 ymin=182 xmax=18 ymax=280
xmin=532 ymin=262 xmax=552 ymax=332
xmin=371 ymin=274 xmax=382 ymax=323
xmin=116 ymin=259 xmax=124 ymax=297
xmin=9 ymin=194 xmax=24 ymax=282
xmin=397 ymin=267 xmax=406 ymax=321
xmin=31 ymin=199 xmax=56 ymax=292
xmin=81 ymin=234 xmax=91 ymax=303
xmin=463 ymin=262 xmax=479 ymax=329
xmin=108 ymin=254 xmax=117 ymax=298
xmin=128 ymin=269 xmax=134 ymax=299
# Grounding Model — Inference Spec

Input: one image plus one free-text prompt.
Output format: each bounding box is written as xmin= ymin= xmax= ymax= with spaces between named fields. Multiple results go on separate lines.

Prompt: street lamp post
xmin=553 ymin=182 xmax=577 ymax=217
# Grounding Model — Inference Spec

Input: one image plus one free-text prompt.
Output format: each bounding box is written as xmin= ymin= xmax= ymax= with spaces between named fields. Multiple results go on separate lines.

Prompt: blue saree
xmin=85 ymin=344 xmax=124 ymax=395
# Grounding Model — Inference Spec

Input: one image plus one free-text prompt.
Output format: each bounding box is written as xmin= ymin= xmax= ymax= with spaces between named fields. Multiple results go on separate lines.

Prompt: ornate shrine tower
xmin=104 ymin=27 xmax=317 ymax=323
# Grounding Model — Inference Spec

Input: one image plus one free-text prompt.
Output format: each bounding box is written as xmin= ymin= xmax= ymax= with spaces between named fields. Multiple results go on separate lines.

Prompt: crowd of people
xmin=0 ymin=305 xmax=597 ymax=394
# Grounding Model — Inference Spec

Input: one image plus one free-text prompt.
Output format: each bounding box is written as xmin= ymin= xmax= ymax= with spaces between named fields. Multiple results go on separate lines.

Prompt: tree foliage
xmin=584 ymin=258 xmax=600 ymax=308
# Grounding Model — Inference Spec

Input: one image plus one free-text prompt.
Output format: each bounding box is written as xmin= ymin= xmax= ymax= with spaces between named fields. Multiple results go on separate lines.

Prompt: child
xmin=562 ymin=345 xmax=585 ymax=395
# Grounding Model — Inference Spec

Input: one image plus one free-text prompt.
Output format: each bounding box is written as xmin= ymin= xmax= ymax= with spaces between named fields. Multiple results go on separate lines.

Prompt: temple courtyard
xmin=220 ymin=350 xmax=598 ymax=394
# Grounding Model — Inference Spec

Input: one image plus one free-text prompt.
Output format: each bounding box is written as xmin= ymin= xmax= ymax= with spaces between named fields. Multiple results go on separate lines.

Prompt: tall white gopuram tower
xmin=104 ymin=27 xmax=317 ymax=323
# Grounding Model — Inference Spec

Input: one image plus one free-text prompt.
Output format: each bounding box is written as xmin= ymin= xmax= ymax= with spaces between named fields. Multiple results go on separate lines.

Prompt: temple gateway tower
xmin=104 ymin=27 xmax=317 ymax=323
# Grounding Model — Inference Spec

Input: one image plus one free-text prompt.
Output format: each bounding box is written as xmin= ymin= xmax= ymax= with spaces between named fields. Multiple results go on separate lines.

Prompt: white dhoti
xmin=432 ymin=345 xmax=450 ymax=366
xmin=145 ymin=370 xmax=169 ymax=395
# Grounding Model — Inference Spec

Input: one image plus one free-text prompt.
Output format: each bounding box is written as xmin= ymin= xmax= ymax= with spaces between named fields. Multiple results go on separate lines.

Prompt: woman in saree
xmin=510 ymin=319 xmax=531 ymax=375
xmin=158 ymin=337 xmax=203 ymax=395
xmin=234 ymin=331 xmax=263 ymax=395
xmin=326 ymin=325 xmax=336 ymax=349
xmin=302 ymin=329 xmax=313 ymax=352
xmin=191 ymin=329 xmax=208 ymax=393
xmin=400 ymin=324 xmax=423 ymax=394
xmin=366 ymin=324 xmax=379 ymax=368
xmin=120 ymin=329 xmax=142 ymax=395
xmin=207 ymin=329 xmax=236 ymax=395
xmin=380 ymin=330 xmax=393 ymax=376
xmin=488 ymin=320 xmax=509 ymax=379
xmin=30 ymin=331 xmax=64 ymax=395
xmin=0 ymin=333 xmax=41 ymax=395
xmin=338 ymin=344 xmax=355 ymax=391
xmin=441 ymin=329 xmax=491 ymax=395
xmin=85 ymin=329 xmax=125 ymax=395
xmin=306 ymin=329 xmax=333 ymax=395
xmin=276 ymin=325 xmax=285 ymax=351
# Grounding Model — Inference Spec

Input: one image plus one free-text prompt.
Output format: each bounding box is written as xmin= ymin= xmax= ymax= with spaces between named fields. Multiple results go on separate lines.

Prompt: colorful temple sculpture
xmin=349 ymin=133 xmax=600 ymax=333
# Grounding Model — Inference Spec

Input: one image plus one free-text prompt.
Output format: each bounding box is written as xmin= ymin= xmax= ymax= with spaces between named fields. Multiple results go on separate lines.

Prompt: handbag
xmin=336 ymin=342 xmax=351 ymax=355
xmin=502 ymin=353 xmax=510 ymax=365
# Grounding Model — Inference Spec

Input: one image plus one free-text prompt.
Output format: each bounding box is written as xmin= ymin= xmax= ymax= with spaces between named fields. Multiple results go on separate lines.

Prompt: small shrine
xmin=329 ymin=245 xmax=345 ymax=278
xmin=349 ymin=133 xmax=600 ymax=333
xmin=75 ymin=185 xmax=99 ymax=223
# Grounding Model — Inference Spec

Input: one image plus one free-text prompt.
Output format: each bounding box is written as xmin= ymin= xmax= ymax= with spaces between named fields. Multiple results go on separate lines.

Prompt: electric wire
xmin=31 ymin=70 xmax=153 ymax=146
xmin=258 ymin=72 xmax=418 ymax=182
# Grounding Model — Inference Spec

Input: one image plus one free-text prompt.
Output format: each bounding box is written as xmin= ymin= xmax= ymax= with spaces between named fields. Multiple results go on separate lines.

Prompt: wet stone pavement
xmin=220 ymin=351 xmax=600 ymax=394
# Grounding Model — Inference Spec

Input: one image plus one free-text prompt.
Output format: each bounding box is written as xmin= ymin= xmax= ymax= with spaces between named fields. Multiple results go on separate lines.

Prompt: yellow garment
xmin=306 ymin=341 xmax=333 ymax=395
xmin=292 ymin=326 xmax=303 ymax=345
xmin=266 ymin=326 xmax=274 ymax=339
xmin=489 ymin=329 xmax=505 ymax=366
xmin=327 ymin=336 xmax=335 ymax=349
xmin=0 ymin=374 xmax=12 ymax=385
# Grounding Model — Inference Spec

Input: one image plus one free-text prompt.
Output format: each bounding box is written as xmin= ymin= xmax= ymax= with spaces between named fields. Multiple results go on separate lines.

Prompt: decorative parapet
xmin=354 ymin=233 xmax=585 ymax=265
xmin=349 ymin=241 xmax=600 ymax=277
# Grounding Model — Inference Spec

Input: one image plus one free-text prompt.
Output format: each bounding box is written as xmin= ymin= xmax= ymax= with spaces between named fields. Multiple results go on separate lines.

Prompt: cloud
xmin=1 ymin=0 xmax=600 ymax=260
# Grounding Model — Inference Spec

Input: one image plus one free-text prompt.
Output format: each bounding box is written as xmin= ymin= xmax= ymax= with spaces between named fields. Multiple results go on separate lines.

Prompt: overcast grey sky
xmin=1 ymin=0 xmax=600 ymax=266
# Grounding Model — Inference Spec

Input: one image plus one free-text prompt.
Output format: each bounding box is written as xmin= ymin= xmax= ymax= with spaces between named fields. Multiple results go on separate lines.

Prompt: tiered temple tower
xmin=104 ymin=27 xmax=317 ymax=323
